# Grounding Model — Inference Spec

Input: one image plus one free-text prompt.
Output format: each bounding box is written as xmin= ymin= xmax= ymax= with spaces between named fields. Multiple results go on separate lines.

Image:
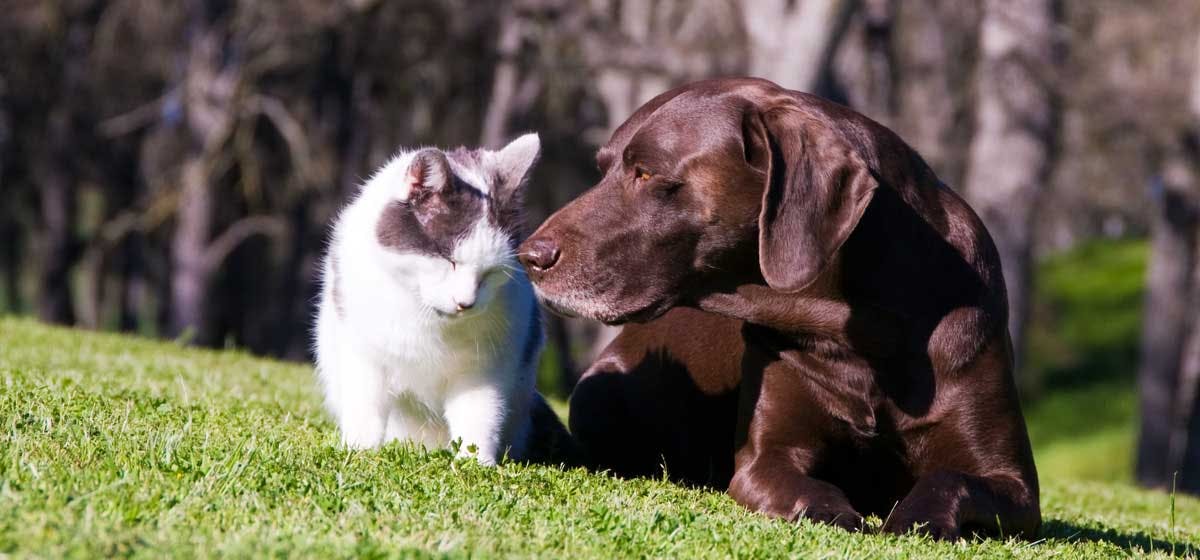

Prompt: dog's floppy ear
xmin=751 ymin=106 xmax=878 ymax=293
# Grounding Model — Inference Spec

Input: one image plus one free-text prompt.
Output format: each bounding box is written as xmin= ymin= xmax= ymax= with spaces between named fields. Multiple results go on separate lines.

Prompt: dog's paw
xmin=796 ymin=505 xmax=865 ymax=533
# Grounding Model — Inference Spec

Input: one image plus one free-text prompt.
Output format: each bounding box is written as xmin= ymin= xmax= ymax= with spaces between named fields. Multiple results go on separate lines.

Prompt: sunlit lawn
xmin=3 ymin=239 xmax=1196 ymax=558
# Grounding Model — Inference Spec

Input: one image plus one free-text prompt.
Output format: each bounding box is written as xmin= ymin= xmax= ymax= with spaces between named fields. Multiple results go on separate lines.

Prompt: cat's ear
xmin=490 ymin=133 xmax=540 ymax=206
xmin=402 ymin=149 xmax=451 ymax=200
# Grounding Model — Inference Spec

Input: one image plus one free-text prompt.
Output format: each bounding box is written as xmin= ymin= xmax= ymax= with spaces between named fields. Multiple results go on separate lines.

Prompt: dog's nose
xmin=519 ymin=238 xmax=560 ymax=272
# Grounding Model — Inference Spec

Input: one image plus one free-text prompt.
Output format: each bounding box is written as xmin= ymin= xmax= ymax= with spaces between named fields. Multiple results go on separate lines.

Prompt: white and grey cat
xmin=314 ymin=134 xmax=546 ymax=464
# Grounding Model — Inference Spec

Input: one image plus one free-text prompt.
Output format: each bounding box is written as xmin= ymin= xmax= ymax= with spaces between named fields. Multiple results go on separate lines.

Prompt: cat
xmin=314 ymin=134 xmax=556 ymax=464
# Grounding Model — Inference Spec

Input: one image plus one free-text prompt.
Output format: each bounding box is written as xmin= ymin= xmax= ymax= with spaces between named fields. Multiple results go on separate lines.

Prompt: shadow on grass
xmin=1042 ymin=519 xmax=1197 ymax=556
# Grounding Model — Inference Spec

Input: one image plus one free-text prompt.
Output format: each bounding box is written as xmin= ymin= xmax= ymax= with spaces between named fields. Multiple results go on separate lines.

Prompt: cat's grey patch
xmin=488 ymin=191 xmax=525 ymax=240
xmin=375 ymin=174 xmax=486 ymax=259
xmin=447 ymin=146 xmax=527 ymax=237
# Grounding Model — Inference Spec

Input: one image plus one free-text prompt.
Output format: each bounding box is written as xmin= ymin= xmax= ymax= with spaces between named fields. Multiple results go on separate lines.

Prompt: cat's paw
xmin=453 ymin=440 xmax=498 ymax=465
xmin=340 ymin=420 xmax=386 ymax=450
xmin=341 ymin=433 xmax=383 ymax=450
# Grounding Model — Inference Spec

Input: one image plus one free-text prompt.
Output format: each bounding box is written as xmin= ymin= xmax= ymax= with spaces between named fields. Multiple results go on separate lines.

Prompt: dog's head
xmin=518 ymin=78 xmax=878 ymax=324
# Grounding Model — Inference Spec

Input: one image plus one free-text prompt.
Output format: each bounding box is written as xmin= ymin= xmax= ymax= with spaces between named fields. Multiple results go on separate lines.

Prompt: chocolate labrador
xmin=518 ymin=77 xmax=1039 ymax=539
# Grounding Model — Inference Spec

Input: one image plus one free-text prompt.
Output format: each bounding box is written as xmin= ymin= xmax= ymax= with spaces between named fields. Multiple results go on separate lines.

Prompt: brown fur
xmin=519 ymin=78 xmax=1039 ymax=540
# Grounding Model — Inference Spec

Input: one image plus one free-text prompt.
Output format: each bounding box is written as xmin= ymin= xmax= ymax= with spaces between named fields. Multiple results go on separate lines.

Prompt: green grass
xmin=1027 ymin=239 xmax=1148 ymax=391
xmin=2 ymin=317 xmax=1199 ymax=558
xmin=0 ymin=237 xmax=1188 ymax=557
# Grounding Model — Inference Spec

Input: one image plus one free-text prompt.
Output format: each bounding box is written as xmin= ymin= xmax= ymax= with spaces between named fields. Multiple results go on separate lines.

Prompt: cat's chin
xmin=432 ymin=307 xmax=481 ymax=319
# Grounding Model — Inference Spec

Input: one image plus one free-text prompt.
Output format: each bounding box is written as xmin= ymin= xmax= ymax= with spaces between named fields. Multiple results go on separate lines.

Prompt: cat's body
xmin=315 ymin=135 xmax=544 ymax=463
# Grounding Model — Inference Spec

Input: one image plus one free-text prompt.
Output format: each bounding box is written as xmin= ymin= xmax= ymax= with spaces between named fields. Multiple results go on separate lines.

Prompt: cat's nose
xmin=519 ymin=238 xmax=560 ymax=273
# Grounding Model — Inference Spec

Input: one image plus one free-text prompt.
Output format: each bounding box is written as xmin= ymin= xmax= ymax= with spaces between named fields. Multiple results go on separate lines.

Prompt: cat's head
xmin=368 ymin=134 xmax=540 ymax=317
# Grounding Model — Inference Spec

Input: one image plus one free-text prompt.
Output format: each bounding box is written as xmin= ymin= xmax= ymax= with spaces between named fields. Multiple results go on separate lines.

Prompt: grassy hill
xmin=0 ymin=316 xmax=1197 ymax=558
xmin=2 ymin=239 xmax=1197 ymax=558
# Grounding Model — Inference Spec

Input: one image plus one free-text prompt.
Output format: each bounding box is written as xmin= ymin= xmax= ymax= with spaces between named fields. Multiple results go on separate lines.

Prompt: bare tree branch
xmin=201 ymin=215 xmax=289 ymax=273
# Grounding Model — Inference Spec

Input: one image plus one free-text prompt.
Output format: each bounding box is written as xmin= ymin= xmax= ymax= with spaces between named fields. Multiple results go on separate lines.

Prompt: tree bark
xmin=890 ymin=0 xmax=981 ymax=188
xmin=1177 ymin=30 xmax=1200 ymax=495
xmin=36 ymin=149 xmax=77 ymax=324
xmin=1179 ymin=242 xmax=1200 ymax=492
xmin=0 ymin=103 xmax=11 ymax=312
xmin=1135 ymin=159 xmax=1200 ymax=488
xmin=480 ymin=4 xmax=523 ymax=149
xmin=828 ymin=0 xmax=981 ymax=189
xmin=963 ymin=0 xmax=1060 ymax=380
xmin=0 ymin=216 xmax=18 ymax=313
xmin=168 ymin=1 xmax=241 ymax=342
xmin=170 ymin=158 xmax=214 ymax=339
xmin=35 ymin=16 xmax=94 ymax=325
xmin=1136 ymin=29 xmax=1200 ymax=493
xmin=744 ymin=0 xmax=854 ymax=92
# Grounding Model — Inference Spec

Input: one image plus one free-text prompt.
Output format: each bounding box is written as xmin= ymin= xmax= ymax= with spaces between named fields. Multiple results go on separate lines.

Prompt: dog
xmin=517 ymin=77 xmax=1040 ymax=539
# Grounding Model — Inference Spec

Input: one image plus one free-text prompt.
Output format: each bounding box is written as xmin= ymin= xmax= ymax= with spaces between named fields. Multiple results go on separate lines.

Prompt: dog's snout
xmin=519 ymin=238 xmax=561 ymax=272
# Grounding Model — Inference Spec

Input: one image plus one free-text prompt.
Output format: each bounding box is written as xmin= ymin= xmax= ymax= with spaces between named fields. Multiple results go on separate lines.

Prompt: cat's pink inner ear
xmin=402 ymin=166 xmax=422 ymax=200
xmin=404 ymin=150 xmax=449 ymax=199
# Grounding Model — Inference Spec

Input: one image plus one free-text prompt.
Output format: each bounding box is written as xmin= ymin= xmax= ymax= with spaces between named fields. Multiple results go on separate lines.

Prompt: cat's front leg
xmin=328 ymin=344 xmax=391 ymax=450
xmin=444 ymin=383 xmax=506 ymax=465
xmin=386 ymin=396 xmax=449 ymax=448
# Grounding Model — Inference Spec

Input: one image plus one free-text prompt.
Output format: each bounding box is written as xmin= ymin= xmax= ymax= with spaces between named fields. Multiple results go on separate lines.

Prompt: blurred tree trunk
xmin=170 ymin=158 xmax=216 ymax=340
xmin=1136 ymin=150 xmax=1200 ymax=489
xmin=745 ymin=0 xmax=854 ymax=93
xmin=0 ymin=216 xmax=18 ymax=312
xmin=37 ymin=151 xmax=77 ymax=324
xmin=1138 ymin=32 xmax=1200 ymax=493
xmin=480 ymin=3 xmax=522 ymax=149
xmin=35 ymin=16 xmax=94 ymax=325
xmin=963 ymin=0 xmax=1060 ymax=380
xmin=1180 ymin=236 xmax=1200 ymax=492
xmin=829 ymin=0 xmax=981 ymax=189
xmin=1179 ymin=35 xmax=1200 ymax=493
xmin=169 ymin=0 xmax=239 ymax=342
xmin=0 ymin=101 xmax=10 ymax=312
xmin=889 ymin=0 xmax=980 ymax=188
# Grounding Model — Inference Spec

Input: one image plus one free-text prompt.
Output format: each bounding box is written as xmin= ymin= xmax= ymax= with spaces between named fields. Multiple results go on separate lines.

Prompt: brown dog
xmin=518 ymin=77 xmax=1039 ymax=539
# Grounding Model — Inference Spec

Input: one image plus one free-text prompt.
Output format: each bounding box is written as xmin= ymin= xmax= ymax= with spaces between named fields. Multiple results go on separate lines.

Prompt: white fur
xmin=314 ymin=137 xmax=542 ymax=464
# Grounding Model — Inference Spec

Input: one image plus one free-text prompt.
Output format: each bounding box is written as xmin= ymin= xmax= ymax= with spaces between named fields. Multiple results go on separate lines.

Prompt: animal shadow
xmin=1041 ymin=518 xmax=1199 ymax=557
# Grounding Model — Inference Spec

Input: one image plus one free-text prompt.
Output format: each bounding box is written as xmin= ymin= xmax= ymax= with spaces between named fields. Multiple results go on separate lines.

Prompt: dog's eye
xmin=635 ymin=167 xmax=652 ymax=182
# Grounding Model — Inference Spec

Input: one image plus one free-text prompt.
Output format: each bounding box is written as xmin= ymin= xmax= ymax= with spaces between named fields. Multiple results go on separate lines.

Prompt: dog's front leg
xmin=730 ymin=358 xmax=863 ymax=531
xmin=728 ymin=451 xmax=863 ymax=531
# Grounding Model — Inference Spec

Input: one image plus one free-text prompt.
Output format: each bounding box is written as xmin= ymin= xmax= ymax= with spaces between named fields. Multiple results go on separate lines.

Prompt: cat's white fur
xmin=314 ymin=135 xmax=542 ymax=464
